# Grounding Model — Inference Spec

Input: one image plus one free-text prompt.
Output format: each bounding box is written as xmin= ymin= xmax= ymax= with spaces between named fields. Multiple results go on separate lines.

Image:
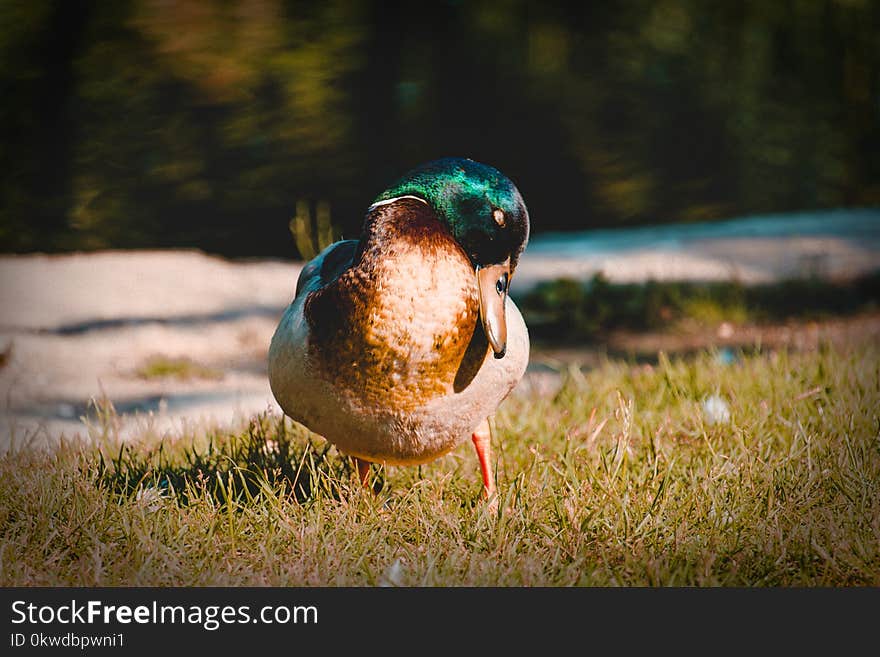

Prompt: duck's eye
xmin=492 ymin=208 xmax=505 ymax=227
xmin=496 ymin=273 xmax=508 ymax=296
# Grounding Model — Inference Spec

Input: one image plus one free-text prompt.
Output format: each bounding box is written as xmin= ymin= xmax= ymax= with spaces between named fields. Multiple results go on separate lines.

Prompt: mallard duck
xmin=268 ymin=157 xmax=530 ymax=499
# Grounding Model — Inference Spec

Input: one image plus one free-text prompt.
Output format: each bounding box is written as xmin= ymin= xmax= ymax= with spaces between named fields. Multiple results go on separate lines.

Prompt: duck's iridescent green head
xmin=374 ymin=157 xmax=530 ymax=271
xmin=374 ymin=157 xmax=530 ymax=359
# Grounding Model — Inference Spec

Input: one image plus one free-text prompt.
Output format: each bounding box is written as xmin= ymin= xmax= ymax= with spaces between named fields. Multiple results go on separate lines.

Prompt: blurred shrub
xmin=517 ymin=270 xmax=880 ymax=343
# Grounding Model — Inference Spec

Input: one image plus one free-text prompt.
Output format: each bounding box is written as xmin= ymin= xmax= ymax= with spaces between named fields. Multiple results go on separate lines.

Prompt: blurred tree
xmin=0 ymin=0 xmax=877 ymax=256
xmin=68 ymin=0 xmax=365 ymax=254
xmin=0 ymin=0 xmax=89 ymax=251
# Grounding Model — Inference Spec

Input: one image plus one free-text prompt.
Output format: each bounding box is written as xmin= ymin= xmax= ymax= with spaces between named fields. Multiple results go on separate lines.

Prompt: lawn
xmin=1 ymin=338 xmax=878 ymax=586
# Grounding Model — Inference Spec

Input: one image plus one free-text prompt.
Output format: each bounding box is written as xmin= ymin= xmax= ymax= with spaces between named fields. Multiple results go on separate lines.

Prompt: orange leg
xmin=471 ymin=418 xmax=496 ymax=499
xmin=354 ymin=457 xmax=372 ymax=489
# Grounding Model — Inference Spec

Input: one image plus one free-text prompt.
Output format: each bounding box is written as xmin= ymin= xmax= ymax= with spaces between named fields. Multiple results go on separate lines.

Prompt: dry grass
xmin=1 ymin=341 xmax=878 ymax=586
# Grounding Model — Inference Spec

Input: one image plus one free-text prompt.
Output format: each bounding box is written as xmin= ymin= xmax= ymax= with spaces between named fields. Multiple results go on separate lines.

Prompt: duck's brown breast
xmin=304 ymin=200 xmax=485 ymax=412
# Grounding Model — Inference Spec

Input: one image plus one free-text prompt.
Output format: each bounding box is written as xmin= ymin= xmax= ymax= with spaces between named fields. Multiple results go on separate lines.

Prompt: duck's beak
xmin=476 ymin=257 xmax=511 ymax=359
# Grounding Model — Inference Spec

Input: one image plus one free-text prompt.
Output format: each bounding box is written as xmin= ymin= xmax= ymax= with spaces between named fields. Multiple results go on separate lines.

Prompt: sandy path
xmin=2 ymin=210 xmax=878 ymax=447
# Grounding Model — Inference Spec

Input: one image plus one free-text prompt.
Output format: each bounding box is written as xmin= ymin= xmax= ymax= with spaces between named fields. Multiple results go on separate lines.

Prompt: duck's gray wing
xmin=294 ymin=239 xmax=360 ymax=298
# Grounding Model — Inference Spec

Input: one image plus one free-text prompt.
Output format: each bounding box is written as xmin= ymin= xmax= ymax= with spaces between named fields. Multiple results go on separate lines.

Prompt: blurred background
xmin=2 ymin=0 xmax=879 ymax=257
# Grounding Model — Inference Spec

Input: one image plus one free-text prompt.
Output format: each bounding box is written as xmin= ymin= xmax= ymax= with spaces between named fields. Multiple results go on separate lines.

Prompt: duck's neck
xmin=357 ymin=196 xmax=458 ymax=264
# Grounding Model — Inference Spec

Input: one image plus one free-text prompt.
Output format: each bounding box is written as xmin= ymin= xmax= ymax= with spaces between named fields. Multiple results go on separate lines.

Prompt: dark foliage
xmin=518 ymin=270 xmax=880 ymax=342
xmin=2 ymin=1 xmax=878 ymax=256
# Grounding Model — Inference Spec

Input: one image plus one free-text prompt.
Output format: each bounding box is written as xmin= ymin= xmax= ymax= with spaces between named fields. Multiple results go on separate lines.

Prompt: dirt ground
xmin=530 ymin=312 xmax=880 ymax=368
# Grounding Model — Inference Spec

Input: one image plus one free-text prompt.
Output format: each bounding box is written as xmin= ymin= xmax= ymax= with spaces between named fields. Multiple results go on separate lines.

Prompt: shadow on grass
xmin=94 ymin=413 xmax=364 ymax=507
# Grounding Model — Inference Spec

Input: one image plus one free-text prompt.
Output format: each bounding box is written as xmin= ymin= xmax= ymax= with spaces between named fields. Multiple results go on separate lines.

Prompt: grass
xmin=518 ymin=270 xmax=880 ymax=342
xmin=1 ymin=340 xmax=878 ymax=586
xmin=136 ymin=355 xmax=224 ymax=381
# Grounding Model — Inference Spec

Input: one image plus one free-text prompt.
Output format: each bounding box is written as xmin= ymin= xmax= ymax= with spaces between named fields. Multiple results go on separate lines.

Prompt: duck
xmin=268 ymin=157 xmax=530 ymax=500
